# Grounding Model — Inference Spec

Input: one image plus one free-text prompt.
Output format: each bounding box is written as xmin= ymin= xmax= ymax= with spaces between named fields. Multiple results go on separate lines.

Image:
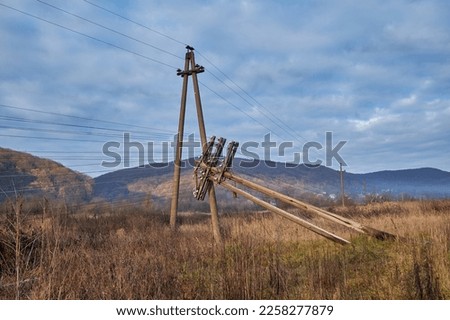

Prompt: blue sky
xmin=1 ymin=0 xmax=450 ymax=176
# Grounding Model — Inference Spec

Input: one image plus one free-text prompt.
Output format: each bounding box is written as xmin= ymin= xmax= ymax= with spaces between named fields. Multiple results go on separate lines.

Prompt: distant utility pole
xmin=340 ymin=162 xmax=345 ymax=207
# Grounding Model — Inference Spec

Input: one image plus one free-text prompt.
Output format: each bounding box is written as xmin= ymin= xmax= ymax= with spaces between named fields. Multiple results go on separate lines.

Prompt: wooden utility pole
xmin=169 ymin=52 xmax=189 ymax=230
xmin=170 ymin=50 xmax=397 ymax=246
xmin=340 ymin=162 xmax=345 ymax=207
xmin=189 ymin=50 xmax=222 ymax=244
xmin=170 ymin=46 xmax=222 ymax=243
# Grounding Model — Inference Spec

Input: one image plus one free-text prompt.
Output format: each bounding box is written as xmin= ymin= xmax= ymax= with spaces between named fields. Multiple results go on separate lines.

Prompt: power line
xmin=198 ymin=54 xmax=306 ymax=144
xmin=29 ymin=1 xmax=312 ymax=152
xmin=0 ymin=2 xmax=178 ymax=69
xmin=0 ymin=114 xmax=167 ymax=137
xmin=0 ymin=104 xmax=175 ymax=134
xmin=66 ymin=163 xmax=105 ymax=167
xmin=0 ymin=171 xmax=179 ymax=196
xmin=0 ymin=124 xmax=164 ymax=140
xmin=36 ymin=0 xmax=184 ymax=60
xmin=17 ymin=151 xmax=102 ymax=154
xmin=0 ymin=120 xmax=172 ymax=140
xmin=0 ymin=149 xmax=176 ymax=176
xmin=0 ymin=155 xmax=172 ymax=163
xmin=0 ymin=2 xmax=322 ymax=179
xmin=199 ymin=81 xmax=276 ymax=136
xmin=0 ymin=104 xmax=195 ymax=146
xmin=82 ymin=0 xmax=187 ymax=46
xmin=197 ymin=50 xmax=308 ymax=142
xmin=77 ymin=0 xmax=309 ymax=145
xmin=0 ymin=167 xmax=118 ymax=179
xmin=0 ymin=133 xmax=106 ymax=143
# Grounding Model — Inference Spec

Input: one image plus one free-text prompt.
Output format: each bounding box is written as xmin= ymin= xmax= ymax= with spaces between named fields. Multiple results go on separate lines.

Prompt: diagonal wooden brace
xmin=219 ymin=181 xmax=351 ymax=245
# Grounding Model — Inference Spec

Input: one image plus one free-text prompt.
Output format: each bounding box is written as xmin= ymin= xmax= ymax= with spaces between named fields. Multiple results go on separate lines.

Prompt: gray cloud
xmin=0 ymin=0 xmax=449 ymax=175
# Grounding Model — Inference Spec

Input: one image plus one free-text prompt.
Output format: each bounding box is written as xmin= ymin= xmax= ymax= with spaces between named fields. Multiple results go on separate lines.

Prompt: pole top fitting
xmin=186 ymin=45 xmax=195 ymax=51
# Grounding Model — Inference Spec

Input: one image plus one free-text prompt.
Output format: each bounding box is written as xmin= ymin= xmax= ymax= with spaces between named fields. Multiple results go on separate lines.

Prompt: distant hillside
xmin=349 ymin=168 xmax=450 ymax=198
xmin=0 ymin=148 xmax=93 ymax=203
xmin=2 ymin=147 xmax=448 ymax=209
xmin=93 ymin=158 xmax=450 ymax=210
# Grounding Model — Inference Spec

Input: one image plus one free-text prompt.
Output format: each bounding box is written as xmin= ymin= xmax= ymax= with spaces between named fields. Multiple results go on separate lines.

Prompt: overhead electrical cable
xmin=78 ymin=1 xmax=314 ymax=149
xmin=36 ymin=0 xmax=184 ymax=60
xmin=0 ymin=2 xmax=178 ymax=69
xmin=82 ymin=0 xmax=188 ymax=46
xmin=0 ymin=104 xmax=175 ymax=135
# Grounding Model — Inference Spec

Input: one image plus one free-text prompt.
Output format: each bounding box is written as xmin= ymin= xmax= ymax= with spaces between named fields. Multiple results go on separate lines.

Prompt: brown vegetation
xmin=0 ymin=199 xmax=449 ymax=299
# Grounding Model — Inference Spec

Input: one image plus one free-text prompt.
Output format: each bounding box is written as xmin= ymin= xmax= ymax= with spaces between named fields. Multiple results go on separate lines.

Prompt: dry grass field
xmin=0 ymin=199 xmax=449 ymax=299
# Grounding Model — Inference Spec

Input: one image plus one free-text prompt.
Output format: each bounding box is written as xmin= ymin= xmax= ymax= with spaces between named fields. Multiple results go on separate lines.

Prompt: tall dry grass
xmin=0 ymin=200 xmax=449 ymax=299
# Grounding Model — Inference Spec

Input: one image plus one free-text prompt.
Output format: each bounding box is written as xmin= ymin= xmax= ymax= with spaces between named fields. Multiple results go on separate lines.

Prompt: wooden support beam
xmin=224 ymin=172 xmax=397 ymax=240
xmin=224 ymin=171 xmax=367 ymax=232
xmin=190 ymin=51 xmax=222 ymax=244
xmin=219 ymin=181 xmax=350 ymax=245
xmin=208 ymin=167 xmax=396 ymax=241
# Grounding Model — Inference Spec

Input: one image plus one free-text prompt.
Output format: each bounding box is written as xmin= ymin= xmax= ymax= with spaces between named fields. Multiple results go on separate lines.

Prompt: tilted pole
xmin=192 ymin=137 xmax=396 ymax=243
xmin=192 ymin=136 xmax=397 ymax=244
xmin=201 ymin=158 xmax=396 ymax=241
xmin=219 ymin=181 xmax=350 ymax=245
xmin=222 ymin=171 xmax=396 ymax=240
xmin=169 ymin=50 xmax=190 ymax=230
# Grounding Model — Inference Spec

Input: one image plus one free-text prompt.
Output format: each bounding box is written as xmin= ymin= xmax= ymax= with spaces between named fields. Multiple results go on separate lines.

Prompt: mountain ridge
xmin=93 ymin=158 xmax=450 ymax=205
xmin=1 ymin=147 xmax=449 ymax=208
xmin=0 ymin=147 xmax=93 ymax=203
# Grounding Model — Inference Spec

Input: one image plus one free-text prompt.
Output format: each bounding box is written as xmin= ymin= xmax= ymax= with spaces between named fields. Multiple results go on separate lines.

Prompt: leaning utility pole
xmin=170 ymin=46 xmax=222 ymax=243
xmin=340 ymin=162 xmax=345 ymax=207
xmin=193 ymin=136 xmax=397 ymax=244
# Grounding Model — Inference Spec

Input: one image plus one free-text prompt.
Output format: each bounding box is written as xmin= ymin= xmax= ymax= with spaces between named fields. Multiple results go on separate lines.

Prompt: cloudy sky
xmin=1 ymin=0 xmax=449 ymax=176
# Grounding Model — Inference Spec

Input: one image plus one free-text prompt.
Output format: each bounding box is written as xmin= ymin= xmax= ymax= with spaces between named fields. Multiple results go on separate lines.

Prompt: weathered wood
xmin=169 ymin=51 xmax=190 ymax=231
xmin=170 ymin=48 xmax=222 ymax=244
xmin=219 ymin=181 xmax=350 ymax=245
xmin=216 ymin=170 xmax=397 ymax=241
xmin=190 ymin=50 xmax=222 ymax=244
